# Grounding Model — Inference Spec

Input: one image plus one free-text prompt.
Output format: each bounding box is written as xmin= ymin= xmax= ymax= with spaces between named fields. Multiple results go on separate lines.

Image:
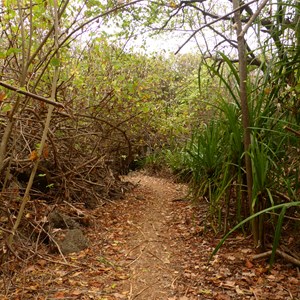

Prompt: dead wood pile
xmin=0 ymin=102 xmax=135 ymax=264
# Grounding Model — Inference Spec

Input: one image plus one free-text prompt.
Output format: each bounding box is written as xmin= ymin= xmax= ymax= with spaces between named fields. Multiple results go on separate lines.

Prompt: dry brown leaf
xmin=241 ymin=248 xmax=252 ymax=254
xmin=257 ymin=277 xmax=264 ymax=284
xmin=67 ymin=279 xmax=78 ymax=286
xmin=224 ymin=280 xmax=236 ymax=287
xmin=53 ymin=292 xmax=66 ymax=299
xmin=288 ymin=277 xmax=299 ymax=284
xmin=245 ymin=259 xmax=254 ymax=269
xmin=37 ymin=259 xmax=47 ymax=267
xmin=24 ymin=265 xmax=36 ymax=273
xmin=114 ymin=274 xmax=129 ymax=280
xmin=70 ymin=271 xmax=83 ymax=277
xmin=113 ymin=293 xmax=127 ymax=299
xmin=27 ymin=285 xmax=39 ymax=291
xmin=0 ymin=91 xmax=6 ymax=101
xmin=235 ymin=285 xmax=244 ymax=295
xmin=0 ymin=216 xmax=8 ymax=222
xmin=215 ymin=293 xmax=231 ymax=300
xmin=227 ymin=255 xmax=236 ymax=261
xmin=29 ymin=150 xmax=38 ymax=161
xmin=256 ymin=266 xmax=268 ymax=274
xmin=43 ymin=144 xmax=49 ymax=158
xmin=71 ymin=290 xmax=83 ymax=296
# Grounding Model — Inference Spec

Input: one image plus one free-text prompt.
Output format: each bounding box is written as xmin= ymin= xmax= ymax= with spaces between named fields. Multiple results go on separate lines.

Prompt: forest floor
xmin=1 ymin=172 xmax=299 ymax=300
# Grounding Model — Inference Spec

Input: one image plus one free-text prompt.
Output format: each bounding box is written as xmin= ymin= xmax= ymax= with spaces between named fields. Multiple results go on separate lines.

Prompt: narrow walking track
xmin=117 ymin=173 xmax=188 ymax=299
xmin=93 ymin=172 xmax=300 ymax=300
xmin=2 ymin=172 xmax=299 ymax=299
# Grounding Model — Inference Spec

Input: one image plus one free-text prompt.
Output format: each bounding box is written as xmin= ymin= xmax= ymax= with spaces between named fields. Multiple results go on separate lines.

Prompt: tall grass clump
xmin=186 ymin=121 xmax=225 ymax=197
xmin=186 ymin=27 xmax=300 ymax=259
xmin=183 ymin=121 xmax=227 ymax=227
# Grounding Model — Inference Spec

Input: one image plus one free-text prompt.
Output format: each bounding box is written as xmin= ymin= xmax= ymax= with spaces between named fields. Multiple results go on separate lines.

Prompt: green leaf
xmin=6 ymin=48 xmax=21 ymax=56
xmin=50 ymin=58 xmax=60 ymax=67
xmin=142 ymin=105 xmax=150 ymax=113
xmin=0 ymin=52 xmax=7 ymax=59
xmin=1 ymin=103 xmax=12 ymax=112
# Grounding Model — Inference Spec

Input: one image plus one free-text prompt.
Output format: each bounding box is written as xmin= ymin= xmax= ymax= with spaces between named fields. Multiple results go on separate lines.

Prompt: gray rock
xmin=59 ymin=229 xmax=89 ymax=255
xmin=48 ymin=211 xmax=80 ymax=229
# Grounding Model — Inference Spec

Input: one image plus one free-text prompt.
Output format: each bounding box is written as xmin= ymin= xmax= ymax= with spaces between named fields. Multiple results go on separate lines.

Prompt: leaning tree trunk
xmin=7 ymin=0 xmax=60 ymax=247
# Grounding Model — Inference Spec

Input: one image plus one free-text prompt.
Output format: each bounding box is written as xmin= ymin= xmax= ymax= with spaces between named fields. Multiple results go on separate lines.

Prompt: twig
xmin=34 ymin=253 xmax=79 ymax=268
xmin=171 ymin=275 xmax=180 ymax=289
xmin=129 ymin=283 xmax=133 ymax=300
xmin=127 ymin=221 xmax=147 ymax=240
xmin=252 ymin=249 xmax=300 ymax=267
xmin=239 ymin=0 xmax=269 ymax=38
xmin=146 ymin=250 xmax=165 ymax=263
xmin=281 ymin=245 xmax=300 ymax=260
xmin=184 ymin=285 xmax=189 ymax=296
xmin=284 ymin=126 xmax=300 ymax=137
xmin=62 ymin=200 xmax=85 ymax=216
xmin=52 ymin=156 xmax=99 ymax=180
xmin=253 ymin=290 xmax=259 ymax=300
xmin=172 ymin=197 xmax=188 ymax=202
xmin=34 ymin=252 xmax=97 ymax=271
xmin=272 ymin=190 xmax=292 ymax=202
xmin=131 ymin=280 xmax=160 ymax=300
xmin=29 ymin=218 xmax=68 ymax=263
xmin=125 ymin=241 xmax=147 ymax=257
xmin=125 ymin=239 xmax=163 ymax=258
xmin=268 ymin=211 xmax=300 ymax=221
xmin=3 ymin=240 xmax=23 ymax=261
xmin=48 ymin=235 xmax=67 ymax=263
xmin=175 ymin=0 xmax=257 ymax=54
xmin=126 ymin=246 xmax=146 ymax=267
xmin=0 ymin=226 xmax=13 ymax=234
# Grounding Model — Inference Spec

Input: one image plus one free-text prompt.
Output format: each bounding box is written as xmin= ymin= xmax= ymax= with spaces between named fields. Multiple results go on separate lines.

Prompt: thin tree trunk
xmin=232 ymin=0 xmax=257 ymax=246
xmin=7 ymin=0 xmax=60 ymax=247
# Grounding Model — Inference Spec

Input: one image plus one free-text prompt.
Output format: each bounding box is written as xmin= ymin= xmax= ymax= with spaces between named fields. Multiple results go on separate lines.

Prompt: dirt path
xmin=1 ymin=172 xmax=299 ymax=299
xmin=117 ymin=173 xmax=187 ymax=299
xmin=91 ymin=172 xmax=300 ymax=300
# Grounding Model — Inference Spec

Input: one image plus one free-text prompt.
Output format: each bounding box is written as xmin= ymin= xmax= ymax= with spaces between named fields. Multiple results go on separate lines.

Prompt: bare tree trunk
xmin=232 ymin=0 xmax=257 ymax=246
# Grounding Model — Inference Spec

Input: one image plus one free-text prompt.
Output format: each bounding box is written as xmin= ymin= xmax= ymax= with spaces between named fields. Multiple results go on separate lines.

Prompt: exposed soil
xmin=1 ymin=172 xmax=299 ymax=299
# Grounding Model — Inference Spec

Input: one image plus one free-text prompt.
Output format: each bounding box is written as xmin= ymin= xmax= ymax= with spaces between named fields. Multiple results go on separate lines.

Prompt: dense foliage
xmin=0 ymin=0 xmax=299 ymax=272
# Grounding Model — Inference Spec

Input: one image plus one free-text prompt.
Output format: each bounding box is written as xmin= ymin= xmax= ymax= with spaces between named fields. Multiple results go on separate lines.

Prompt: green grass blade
xmin=209 ymin=201 xmax=300 ymax=261
xmin=270 ymin=206 xmax=287 ymax=268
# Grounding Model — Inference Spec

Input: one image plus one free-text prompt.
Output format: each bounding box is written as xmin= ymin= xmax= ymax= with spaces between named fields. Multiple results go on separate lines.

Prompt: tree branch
xmin=239 ymin=0 xmax=269 ymax=38
xmin=0 ymin=81 xmax=64 ymax=108
xmin=175 ymin=0 xmax=257 ymax=54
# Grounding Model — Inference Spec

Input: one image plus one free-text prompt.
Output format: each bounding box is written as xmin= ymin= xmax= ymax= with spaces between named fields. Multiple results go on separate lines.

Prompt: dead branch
xmin=252 ymin=249 xmax=300 ymax=267
xmin=0 ymin=81 xmax=64 ymax=108
xmin=284 ymin=126 xmax=300 ymax=137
